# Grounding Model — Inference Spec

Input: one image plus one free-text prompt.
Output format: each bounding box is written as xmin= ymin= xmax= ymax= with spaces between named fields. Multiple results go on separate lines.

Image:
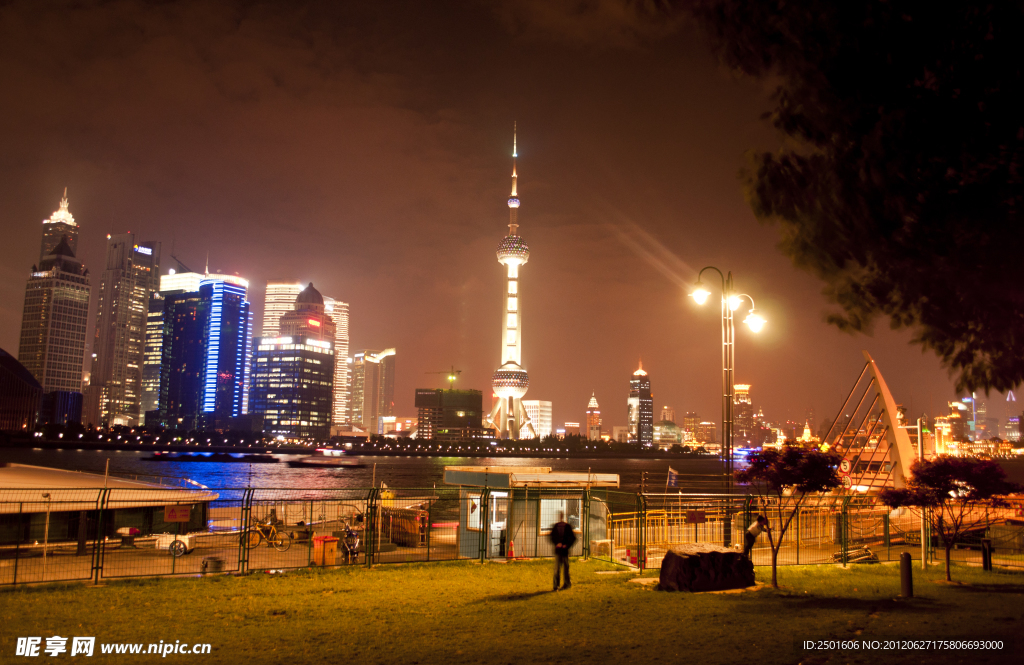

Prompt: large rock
xmin=657 ymin=544 xmax=755 ymax=592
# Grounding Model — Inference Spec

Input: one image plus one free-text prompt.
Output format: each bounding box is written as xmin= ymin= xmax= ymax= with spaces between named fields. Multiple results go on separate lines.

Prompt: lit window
xmin=507 ymin=313 xmax=517 ymax=328
xmin=508 ymin=281 xmax=518 ymax=295
xmin=507 ymin=297 xmax=517 ymax=311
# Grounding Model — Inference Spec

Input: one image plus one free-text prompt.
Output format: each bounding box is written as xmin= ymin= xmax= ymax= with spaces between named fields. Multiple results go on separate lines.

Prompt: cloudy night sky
xmin=0 ymin=1 xmax=1007 ymax=430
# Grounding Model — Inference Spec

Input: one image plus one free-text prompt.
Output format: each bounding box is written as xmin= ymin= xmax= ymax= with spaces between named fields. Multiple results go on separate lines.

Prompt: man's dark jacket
xmin=549 ymin=522 xmax=577 ymax=551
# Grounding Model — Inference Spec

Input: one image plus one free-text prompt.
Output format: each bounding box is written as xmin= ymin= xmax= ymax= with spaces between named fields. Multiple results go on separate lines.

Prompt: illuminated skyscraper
xmin=19 ymin=234 xmax=90 ymax=397
xmin=86 ymin=234 xmax=160 ymax=427
xmin=263 ymin=281 xmax=350 ymax=424
xmin=733 ymin=384 xmax=754 ymax=445
xmin=350 ymin=348 xmax=396 ymax=434
xmin=585 ymin=393 xmax=602 ymax=440
xmin=627 ymin=361 xmax=653 ymax=446
xmin=261 ymin=281 xmax=302 ymax=337
xmin=486 ymin=128 xmax=535 ymax=439
xmin=142 ymin=271 xmax=207 ymax=421
xmin=251 ymin=283 xmax=335 ymax=439
xmin=660 ymin=405 xmax=676 ymax=423
xmin=155 ymin=275 xmax=252 ymax=430
xmin=39 ymin=189 xmax=78 ymax=263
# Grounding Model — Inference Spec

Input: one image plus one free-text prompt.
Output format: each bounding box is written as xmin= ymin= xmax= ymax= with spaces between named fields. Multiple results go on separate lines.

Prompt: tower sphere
xmin=507 ymin=196 xmax=520 ymax=208
xmin=496 ymin=235 xmax=530 ymax=265
xmin=492 ymin=365 xmax=530 ymax=399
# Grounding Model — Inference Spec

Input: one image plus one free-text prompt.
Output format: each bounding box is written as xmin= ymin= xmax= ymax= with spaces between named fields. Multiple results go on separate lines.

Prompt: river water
xmin=0 ymin=447 xmax=731 ymax=493
xmin=3 ymin=447 xmax=1022 ymax=494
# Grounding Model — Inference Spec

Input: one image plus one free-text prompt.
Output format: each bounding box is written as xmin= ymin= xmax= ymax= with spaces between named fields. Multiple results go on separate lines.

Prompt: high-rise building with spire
xmin=486 ymin=127 xmax=535 ymax=439
xmin=39 ymin=189 xmax=79 ymax=263
xmin=585 ymin=393 xmax=602 ymax=440
xmin=18 ymin=194 xmax=90 ymax=421
xmin=627 ymin=361 xmax=653 ymax=446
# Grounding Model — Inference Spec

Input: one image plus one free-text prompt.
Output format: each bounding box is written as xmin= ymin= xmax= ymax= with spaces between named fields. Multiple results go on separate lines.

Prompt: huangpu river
xmin=2 ymin=447 xmax=1022 ymax=492
xmin=0 ymin=447 xmax=732 ymax=492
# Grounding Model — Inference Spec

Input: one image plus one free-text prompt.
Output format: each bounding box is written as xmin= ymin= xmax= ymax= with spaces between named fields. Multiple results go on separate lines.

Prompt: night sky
xmin=0 ymin=1 xmax=1010 ymax=431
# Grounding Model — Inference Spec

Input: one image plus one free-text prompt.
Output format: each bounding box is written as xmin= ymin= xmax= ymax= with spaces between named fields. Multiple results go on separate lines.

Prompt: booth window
xmin=540 ymin=498 xmax=581 ymax=532
xmin=467 ymin=494 xmax=482 ymax=531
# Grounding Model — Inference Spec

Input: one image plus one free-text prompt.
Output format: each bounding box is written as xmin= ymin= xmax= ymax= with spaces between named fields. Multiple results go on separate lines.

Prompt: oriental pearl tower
xmin=487 ymin=127 xmax=536 ymax=439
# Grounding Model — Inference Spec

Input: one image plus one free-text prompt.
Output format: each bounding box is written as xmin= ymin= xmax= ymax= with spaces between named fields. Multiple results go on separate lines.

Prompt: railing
xmin=1 ymin=487 xmax=1021 ymax=584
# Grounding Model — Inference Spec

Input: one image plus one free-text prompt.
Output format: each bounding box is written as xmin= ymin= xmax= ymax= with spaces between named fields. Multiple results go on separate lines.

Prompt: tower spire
xmin=507 ymin=123 xmax=520 ymax=235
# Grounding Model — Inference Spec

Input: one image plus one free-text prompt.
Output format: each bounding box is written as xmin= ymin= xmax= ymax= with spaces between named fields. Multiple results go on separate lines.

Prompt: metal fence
xmin=2 ymin=486 xmax=1022 ymax=584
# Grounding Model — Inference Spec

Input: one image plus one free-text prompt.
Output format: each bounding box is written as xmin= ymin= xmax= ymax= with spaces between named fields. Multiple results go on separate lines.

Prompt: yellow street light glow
xmin=744 ymin=310 xmax=766 ymax=333
xmin=727 ymin=295 xmax=742 ymax=311
xmin=691 ymin=282 xmax=710 ymax=305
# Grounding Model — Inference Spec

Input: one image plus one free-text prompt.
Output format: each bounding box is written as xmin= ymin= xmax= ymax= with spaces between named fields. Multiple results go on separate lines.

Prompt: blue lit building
xmin=155 ymin=275 xmax=252 ymax=431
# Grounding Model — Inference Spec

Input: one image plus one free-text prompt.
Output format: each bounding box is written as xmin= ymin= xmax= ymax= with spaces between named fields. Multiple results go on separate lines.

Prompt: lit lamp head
xmin=744 ymin=309 xmax=766 ymax=333
xmin=727 ymin=294 xmax=742 ymax=311
xmin=690 ymin=281 xmax=710 ymax=305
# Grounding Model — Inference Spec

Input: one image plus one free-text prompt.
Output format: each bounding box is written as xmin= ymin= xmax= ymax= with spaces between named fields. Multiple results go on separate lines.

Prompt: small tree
xmin=734 ymin=446 xmax=841 ymax=588
xmin=879 ymin=456 xmax=1021 ymax=582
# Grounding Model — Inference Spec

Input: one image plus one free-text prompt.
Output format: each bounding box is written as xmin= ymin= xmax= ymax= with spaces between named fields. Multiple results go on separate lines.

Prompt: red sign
xmin=308 ymin=319 xmax=321 ymax=327
xmin=685 ymin=511 xmax=706 ymax=524
xmin=164 ymin=505 xmax=191 ymax=522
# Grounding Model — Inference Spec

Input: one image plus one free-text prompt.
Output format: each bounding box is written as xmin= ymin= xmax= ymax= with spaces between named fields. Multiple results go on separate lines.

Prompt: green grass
xmin=1 ymin=560 xmax=1023 ymax=664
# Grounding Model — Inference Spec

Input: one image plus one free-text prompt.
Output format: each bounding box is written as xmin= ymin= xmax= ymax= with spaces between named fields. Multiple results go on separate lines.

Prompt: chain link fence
xmin=1 ymin=487 xmax=1022 ymax=584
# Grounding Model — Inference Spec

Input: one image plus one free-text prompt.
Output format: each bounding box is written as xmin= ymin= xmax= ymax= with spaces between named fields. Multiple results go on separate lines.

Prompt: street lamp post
xmin=691 ymin=268 xmax=765 ymax=545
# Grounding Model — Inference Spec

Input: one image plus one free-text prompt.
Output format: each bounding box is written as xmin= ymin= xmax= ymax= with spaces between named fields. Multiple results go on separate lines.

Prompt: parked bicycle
xmin=243 ymin=518 xmax=292 ymax=552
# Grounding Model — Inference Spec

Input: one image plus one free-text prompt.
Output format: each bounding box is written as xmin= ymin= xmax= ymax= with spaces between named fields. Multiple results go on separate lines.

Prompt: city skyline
xmin=0 ymin=3 xmax=1010 ymax=434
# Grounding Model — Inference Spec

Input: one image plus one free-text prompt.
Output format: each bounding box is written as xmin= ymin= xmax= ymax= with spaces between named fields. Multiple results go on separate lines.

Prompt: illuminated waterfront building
xmin=585 ymin=393 xmax=602 ymax=440
xmin=350 ymin=349 xmax=396 ymax=435
xmin=486 ymin=129 xmax=535 ymax=439
xmin=250 ymin=283 xmax=334 ymax=439
xmin=39 ymin=189 xmax=78 ymax=263
xmin=154 ymin=275 xmax=252 ymax=430
xmin=564 ymin=422 xmax=581 ymax=437
xmin=660 ymin=405 xmax=675 ymax=423
xmin=18 ymin=232 xmax=90 ymax=398
xmin=520 ymin=400 xmax=552 ymax=439
xmin=415 ymin=389 xmax=484 ymax=441
xmin=733 ymin=384 xmax=754 ymax=445
xmin=654 ymin=420 xmax=682 ymax=446
xmin=627 ymin=361 xmax=653 ymax=446
xmin=682 ymin=412 xmax=700 ymax=436
xmin=142 ymin=271 xmax=207 ymax=420
xmin=697 ymin=421 xmax=717 ymax=444
xmin=262 ymin=281 xmax=350 ymax=424
xmin=86 ymin=234 xmax=161 ymax=427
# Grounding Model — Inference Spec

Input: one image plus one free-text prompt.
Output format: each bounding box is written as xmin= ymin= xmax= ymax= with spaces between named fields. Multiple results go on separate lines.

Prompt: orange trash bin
xmin=313 ymin=536 xmax=339 ymax=566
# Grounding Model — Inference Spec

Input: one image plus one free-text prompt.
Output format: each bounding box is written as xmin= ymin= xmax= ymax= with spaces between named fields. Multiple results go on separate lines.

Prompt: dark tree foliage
xmin=880 ymin=455 xmax=1021 ymax=581
xmin=734 ymin=446 xmax=841 ymax=587
xmin=690 ymin=1 xmax=1024 ymax=392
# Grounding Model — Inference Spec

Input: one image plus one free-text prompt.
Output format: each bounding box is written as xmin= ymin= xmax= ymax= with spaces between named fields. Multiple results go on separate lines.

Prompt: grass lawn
xmin=1 ymin=560 xmax=1022 ymax=664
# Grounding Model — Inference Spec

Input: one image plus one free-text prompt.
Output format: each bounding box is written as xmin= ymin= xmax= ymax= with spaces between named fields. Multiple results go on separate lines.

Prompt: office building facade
xmin=415 ymin=388 xmax=485 ymax=441
xmin=18 ymin=236 xmax=90 ymax=398
xmin=263 ymin=281 xmax=350 ymax=424
xmin=87 ymin=234 xmax=161 ymax=427
xmin=250 ymin=284 xmax=334 ymax=439
xmin=154 ymin=275 xmax=252 ymax=430
xmin=350 ymin=348 xmax=396 ymax=435
xmin=520 ymin=400 xmax=552 ymax=439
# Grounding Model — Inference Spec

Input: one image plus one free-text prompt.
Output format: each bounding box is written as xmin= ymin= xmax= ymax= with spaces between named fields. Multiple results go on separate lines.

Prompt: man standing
xmin=549 ymin=511 xmax=577 ymax=591
xmin=744 ymin=514 xmax=770 ymax=559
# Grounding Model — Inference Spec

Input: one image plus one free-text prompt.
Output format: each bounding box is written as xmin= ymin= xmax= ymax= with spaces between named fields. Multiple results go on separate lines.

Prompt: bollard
xmin=981 ymin=539 xmax=993 ymax=571
xmin=900 ymin=552 xmax=913 ymax=598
